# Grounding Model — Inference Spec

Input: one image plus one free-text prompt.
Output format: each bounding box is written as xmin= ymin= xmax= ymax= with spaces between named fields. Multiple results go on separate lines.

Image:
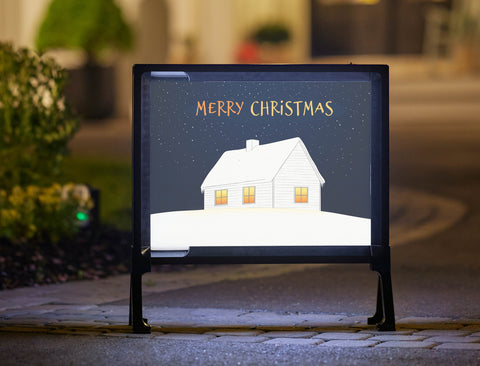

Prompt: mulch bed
xmin=0 ymin=226 xmax=132 ymax=290
xmin=0 ymin=226 xmax=197 ymax=290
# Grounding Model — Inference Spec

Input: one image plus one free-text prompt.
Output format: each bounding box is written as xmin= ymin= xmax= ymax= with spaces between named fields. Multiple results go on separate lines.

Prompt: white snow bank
xmin=151 ymin=208 xmax=370 ymax=251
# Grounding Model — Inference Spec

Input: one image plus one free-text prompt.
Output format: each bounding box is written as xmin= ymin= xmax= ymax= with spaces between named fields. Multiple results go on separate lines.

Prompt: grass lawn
xmin=60 ymin=156 xmax=132 ymax=230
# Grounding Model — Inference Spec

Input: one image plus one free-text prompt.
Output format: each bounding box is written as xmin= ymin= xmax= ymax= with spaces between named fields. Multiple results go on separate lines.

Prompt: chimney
xmin=246 ymin=139 xmax=259 ymax=152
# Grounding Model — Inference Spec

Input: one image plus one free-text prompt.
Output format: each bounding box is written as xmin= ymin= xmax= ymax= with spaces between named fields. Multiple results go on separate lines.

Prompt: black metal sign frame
xmin=130 ymin=64 xmax=394 ymax=333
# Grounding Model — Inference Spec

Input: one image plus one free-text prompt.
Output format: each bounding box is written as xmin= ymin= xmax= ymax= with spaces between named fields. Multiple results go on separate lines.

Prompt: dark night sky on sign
xmin=149 ymin=80 xmax=371 ymax=218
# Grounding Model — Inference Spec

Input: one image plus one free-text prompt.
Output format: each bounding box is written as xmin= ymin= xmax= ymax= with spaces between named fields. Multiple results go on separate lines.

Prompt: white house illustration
xmin=200 ymin=137 xmax=325 ymax=210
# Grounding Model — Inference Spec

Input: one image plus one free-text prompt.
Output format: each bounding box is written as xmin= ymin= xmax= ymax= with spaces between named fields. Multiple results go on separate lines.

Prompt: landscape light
xmin=76 ymin=211 xmax=89 ymax=222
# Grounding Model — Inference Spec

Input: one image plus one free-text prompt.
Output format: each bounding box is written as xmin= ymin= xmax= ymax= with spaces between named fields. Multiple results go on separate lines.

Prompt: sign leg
xmin=368 ymin=269 xmax=395 ymax=331
xmin=376 ymin=269 xmax=395 ymax=331
xmin=369 ymin=245 xmax=396 ymax=331
xmin=368 ymin=277 xmax=384 ymax=325
xmin=130 ymin=270 xmax=151 ymax=333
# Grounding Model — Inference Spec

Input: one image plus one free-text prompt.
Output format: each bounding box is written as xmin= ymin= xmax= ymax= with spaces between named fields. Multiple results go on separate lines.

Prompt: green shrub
xmin=36 ymin=0 xmax=133 ymax=65
xmin=0 ymin=43 xmax=83 ymax=244
xmin=0 ymin=183 xmax=93 ymax=244
xmin=0 ymin=42 xmax=79 ymax=190
xmin=252 ymin=23 xmax=291 ymax=44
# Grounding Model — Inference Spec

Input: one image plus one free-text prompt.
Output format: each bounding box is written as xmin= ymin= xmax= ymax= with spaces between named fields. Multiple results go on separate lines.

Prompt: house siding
xmin=204 ymin=181 xmax=272 ymax=209
xmin=273 ymin=143 xmax=321 ymax=210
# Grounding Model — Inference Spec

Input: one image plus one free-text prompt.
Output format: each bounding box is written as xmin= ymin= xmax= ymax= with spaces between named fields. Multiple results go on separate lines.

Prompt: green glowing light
xmin=76 ymin=212 xmax=89 ymax=221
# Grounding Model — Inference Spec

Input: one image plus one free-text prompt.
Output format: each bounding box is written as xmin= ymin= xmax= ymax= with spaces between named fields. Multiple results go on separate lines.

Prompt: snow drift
xmin=151 ymin=208 xmax=370 ymax=251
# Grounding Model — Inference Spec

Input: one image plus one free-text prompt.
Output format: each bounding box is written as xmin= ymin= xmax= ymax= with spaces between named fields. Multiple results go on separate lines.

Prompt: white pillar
xmin=198 ymin=0 xmax=235 ymax=63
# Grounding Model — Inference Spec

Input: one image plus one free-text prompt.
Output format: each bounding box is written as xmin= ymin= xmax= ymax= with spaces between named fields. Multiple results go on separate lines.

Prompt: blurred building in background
xmin=0 ymin=0 xmax=478 ymax=119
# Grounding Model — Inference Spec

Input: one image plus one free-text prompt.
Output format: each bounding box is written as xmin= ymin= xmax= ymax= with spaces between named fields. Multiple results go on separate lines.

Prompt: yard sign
xmin=131 ymin=64 xmax=394 ymax=333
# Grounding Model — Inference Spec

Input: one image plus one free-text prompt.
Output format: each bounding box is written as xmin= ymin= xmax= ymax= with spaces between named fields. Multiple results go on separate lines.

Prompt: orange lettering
xmin=196 ymin=100 xmax=206 ymax=116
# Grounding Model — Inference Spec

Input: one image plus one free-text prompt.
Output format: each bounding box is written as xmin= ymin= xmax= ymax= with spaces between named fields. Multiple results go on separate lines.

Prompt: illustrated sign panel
xmin=131 ymin=65 xmax=395 ymax=333
xmin=136 ymin=66 xmax=387 ymax=254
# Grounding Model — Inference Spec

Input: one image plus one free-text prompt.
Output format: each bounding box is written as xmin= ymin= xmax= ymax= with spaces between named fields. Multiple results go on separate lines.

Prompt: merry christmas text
xmin=195 ymin=100 xmax=334 ymax=117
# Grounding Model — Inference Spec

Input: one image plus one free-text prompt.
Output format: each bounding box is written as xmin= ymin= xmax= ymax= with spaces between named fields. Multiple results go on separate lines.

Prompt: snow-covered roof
xmin=201 ymin=137 xmax=325 ymax=192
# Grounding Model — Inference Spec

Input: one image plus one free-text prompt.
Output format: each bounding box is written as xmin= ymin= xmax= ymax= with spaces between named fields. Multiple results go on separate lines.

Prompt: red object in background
xmin=236 ymin=41 xmax=260 ymax=63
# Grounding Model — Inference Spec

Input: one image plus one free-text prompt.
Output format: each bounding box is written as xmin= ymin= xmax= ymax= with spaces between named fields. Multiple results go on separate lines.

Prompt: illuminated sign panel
xmin=131 ymin=65 xmax=393 ymax=333
xmin=149 ymin=79 xmax=372 ymax=251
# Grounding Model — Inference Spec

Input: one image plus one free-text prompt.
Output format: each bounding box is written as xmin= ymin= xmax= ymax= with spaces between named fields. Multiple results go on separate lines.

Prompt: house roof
xmin=201 ymin=137 xmax=325 ymax=192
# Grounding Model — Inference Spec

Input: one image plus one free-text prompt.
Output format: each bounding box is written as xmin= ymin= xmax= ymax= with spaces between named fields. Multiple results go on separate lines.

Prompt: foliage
xmin=36 ymin=0 xmax=133 ymax=64
xmin=0 ymin=42 xmax=79 ymax=190
xmin=252 ymin=23 xmax=291 ymax=44
xmin=0 ymin=183 xmax=93 ymax=244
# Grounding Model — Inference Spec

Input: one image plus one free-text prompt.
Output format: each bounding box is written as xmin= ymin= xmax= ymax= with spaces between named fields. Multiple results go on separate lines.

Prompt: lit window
xmin=243 ymin=186 xmax=255 ymax=204
xmin=215 ymin=189 xmax=227 ymax=205
xmin=295 ymin=187 xmax=308 ymax=203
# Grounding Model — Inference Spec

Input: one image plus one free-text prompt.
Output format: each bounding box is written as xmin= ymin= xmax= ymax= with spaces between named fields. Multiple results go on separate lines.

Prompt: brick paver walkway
xmin=1 ymin=305 xmax=479 ymax=350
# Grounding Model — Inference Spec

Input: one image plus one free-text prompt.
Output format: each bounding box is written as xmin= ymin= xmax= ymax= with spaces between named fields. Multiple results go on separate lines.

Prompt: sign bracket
xmin=129 ymin=245 xmax=395 ymax=333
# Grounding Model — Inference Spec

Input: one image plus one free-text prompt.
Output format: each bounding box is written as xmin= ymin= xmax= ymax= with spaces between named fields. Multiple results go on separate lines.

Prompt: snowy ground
xmin=151 ymin=208 xmax=370 ymax=251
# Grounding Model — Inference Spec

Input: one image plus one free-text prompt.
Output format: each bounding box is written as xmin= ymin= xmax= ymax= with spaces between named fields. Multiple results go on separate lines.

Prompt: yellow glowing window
xmin=215 ymin=189 xmax=228 ymax=205
xmin=243 ymin=186 xmax=255 ymax=204
xmin=295 ymin=187 xmax=308 ymax=203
